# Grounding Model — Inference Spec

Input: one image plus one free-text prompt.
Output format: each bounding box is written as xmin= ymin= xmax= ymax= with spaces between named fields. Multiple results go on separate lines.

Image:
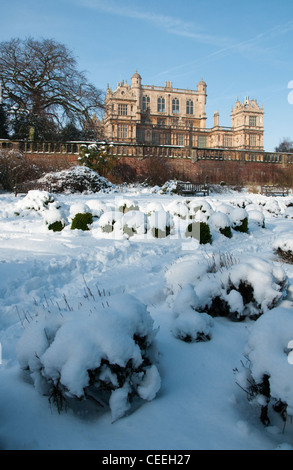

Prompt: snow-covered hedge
xmin=14 ymin=190 xmax=288 ymax=242
xmin=14 ymin=190 xmax=67 ymax=231
xmin=208 ymin=212 xmax=232 ymax=238
xmin=274 ymin=236 xmax=293 ymax=264
xmin=34 ymin=166 xmax=115 ymax=194
xmin=149 ymin=210 xmax=174 ymax=238
xmin=230 ymin=208 xmax=249 ymax=233
xmin=118 ymin=198 xmax=139 ymax=214
xmin=15 ymin=190 xmax=55 ymax=214
xmin=236 ymin=307 xmax=293 ymax=426
xmin=166 ymin=254 xmax=288 ymax=322
xmin=171 ymin=284 xmax=214 ymax=343
xmin=17 ymin=292 xmax=161 ymax=422
xmin=167 ymin=200 xmax=189 ymax=219
xmin=98 ymin=211 xmax=123 ymax=233
xmin=120 ymin=211 xmax=149 ymax=238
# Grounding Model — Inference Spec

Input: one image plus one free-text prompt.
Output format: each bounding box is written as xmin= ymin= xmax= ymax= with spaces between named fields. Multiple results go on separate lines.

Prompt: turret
xmin=131 ymin=71 xmax=142 ymax=89
xmin=197 ymin=78 xmax=207 ymax=128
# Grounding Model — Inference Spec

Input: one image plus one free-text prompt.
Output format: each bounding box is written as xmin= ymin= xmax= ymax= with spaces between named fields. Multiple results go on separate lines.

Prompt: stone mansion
xmin=104 ymin=71 xmax=264 ymax=150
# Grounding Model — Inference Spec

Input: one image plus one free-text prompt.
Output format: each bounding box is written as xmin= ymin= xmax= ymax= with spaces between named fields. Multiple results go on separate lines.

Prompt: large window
xmin=118 ymin=104 xmax=128 ymax=116
xmin=198 ymin=135 xmax=207 ymax=148
xmin=142 ymin=95 xmax=150 ymax=112
xmin=249 ymin=116 xmax=257 ymax=127
xmin=118 ymin=125 xmax=128 ymax=139
xmin=157 ymin=97 xmax=165 ymax=113
xmin=186 ymin=99 xmax=194 ymax=115
xmin=249 ymin=134 xmax=257 ymax=147
xmin=172 ymin=98 xmax=179 ymax=114
xmin=223 ymin=135 xmax=232 ymax=148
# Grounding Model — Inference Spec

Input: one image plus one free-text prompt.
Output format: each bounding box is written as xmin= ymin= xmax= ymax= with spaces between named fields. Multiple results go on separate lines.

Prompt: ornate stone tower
xmin=231 ymin=97 xmax=264 ymax=150
xmin=131 ymin=71 xmax=142 ymax=122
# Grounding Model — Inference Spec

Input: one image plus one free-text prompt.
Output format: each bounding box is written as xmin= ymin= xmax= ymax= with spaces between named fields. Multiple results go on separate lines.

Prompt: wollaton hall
xmin=103 ymin=71 xmax=264 ymax=150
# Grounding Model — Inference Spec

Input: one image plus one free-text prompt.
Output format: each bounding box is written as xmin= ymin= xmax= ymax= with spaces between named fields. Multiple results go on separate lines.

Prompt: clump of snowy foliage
xmin=166 ymin=253 xmax=287 ymax=323
xmin=17 ymin=291 xmax=161 ymax=422
xmin=149 ymin=210 xmax=174 ymax=238
xmin=34 ymin=166 xmax=115 ymax=194
xmin=236 ymin=307 xmax=293 ymax=426
xmin=120 ymin=211 xmax=149 ymax=238
xmin=15 ymin=190 xmax=55 ymax=214
xmin=171 ymin=284 xmax=214 ymax=343
xmin=14 ymin=190 xmax=67 ymax=230
xmin=274 ymin=236 xmax=293 ymax=264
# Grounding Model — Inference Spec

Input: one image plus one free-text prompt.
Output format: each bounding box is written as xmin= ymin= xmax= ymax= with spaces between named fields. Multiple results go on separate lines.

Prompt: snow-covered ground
xmin=1 ymin=185 xmax=293 ymax=450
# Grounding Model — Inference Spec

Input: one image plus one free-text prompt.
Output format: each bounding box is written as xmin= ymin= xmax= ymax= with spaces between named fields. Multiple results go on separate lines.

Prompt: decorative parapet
xmin=1 ymin=140 xmax=292 ymax=165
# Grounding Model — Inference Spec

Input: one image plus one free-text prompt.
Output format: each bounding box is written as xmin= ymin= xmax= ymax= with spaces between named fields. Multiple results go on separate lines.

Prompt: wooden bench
xmin=261 ymin=186 xmax=290 ymax=197
xmin=176 ymin=182 xmax=209 ymax=197
xmin=14 ymin=182 xmax=52 ymax=196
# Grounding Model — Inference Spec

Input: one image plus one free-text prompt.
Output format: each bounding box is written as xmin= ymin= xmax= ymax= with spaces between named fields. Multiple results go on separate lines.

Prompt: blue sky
xmin=1 ymin=0 xmax=293 ymax=150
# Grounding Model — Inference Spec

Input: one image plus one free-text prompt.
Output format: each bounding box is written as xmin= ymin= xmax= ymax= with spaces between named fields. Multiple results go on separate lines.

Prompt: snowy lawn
xmin=1 ymin=186 xmax=293 ymax=449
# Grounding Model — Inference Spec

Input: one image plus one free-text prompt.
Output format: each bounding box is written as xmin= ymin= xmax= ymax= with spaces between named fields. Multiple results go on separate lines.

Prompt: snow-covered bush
xmin=247 ymin=210 xmax=265 ymax=228
xmin=86 ymin=199 xmax=106 ymax=218
xmin=149 ymin=210 xmax=173 ymax=238
xmin=230 ymin=208 xmax=249 ymax=233
xmin=172 ymin=310 xmax=213 ymax=343
xmin=274 ymin=237 xmax=293 ymax=264
xmin=166 ymin=255 xmax=288 ymax=322
xmin=34 ymin=166 xmax=115 ymax=194
xmin=235 ymin=307 xmax=293 ymax=426
xmin=284 ymin=206 xmax=293 ymax=219
xmin=215 ymin=203 xmax=234 ymax=215
xmin=165 ymin=254 xmax=212 ymax=297
xmin=17 ymin=292 xmax=161 ymax=422
xmin=15 ymin=190 xmax=55 ymax=215
xmin=146 ymin=201 xmax=164 ymax=215
xmin=208 ymin=212 xmax=232 ymax=238
xmin=263 ymin=199 xmax=281 ymax=216
xmin=198 ymin=201 xmax=214 ymax=216
xmin=166 ymin=200 xmax=189 ymax=220
xmin=161 ymin=180 xmax=178 ymax=194
xmin=197 ymin=257 xmax=287 ymax=321
xmin=118 ymin=198 xmax=139 ymax=214
xmin=14 ymin=190 xmax=69 ymax=231
xmin=121 ymin=211 xmax=149 ymax=238
xmin=69 ymin=202 xmax=90 ymax=220
xmin=42 ymin=201 xmax=67 ymax=231
xmin=171 ymin=284 xmax=213 ymax=343
xmin=98 ymin=210 xmax=123 ymax=233
xmin=185 ymin=221 xmax=212 ymax=244
xmin=188 ymin=200 xmax=203 ymax=218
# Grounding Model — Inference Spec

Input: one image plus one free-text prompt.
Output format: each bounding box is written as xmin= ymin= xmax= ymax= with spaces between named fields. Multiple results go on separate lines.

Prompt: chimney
xmin=214 ymin=111 xmax=219 ymax=127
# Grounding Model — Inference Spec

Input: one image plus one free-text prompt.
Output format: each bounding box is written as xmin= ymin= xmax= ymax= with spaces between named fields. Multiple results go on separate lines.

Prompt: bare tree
xmin=275 ymin=138 xmax=293 ymax=153
xmin=0 ymin=38 xmax=104 ymax=140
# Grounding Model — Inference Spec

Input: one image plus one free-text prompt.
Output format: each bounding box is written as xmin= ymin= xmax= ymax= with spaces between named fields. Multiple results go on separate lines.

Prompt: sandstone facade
xmin=104 ymin=72 xmax=264 ymax=150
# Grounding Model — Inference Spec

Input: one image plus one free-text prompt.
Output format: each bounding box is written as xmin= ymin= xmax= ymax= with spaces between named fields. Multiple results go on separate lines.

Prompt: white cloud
xmin=74 ymin=0 xmax=231 ymax=47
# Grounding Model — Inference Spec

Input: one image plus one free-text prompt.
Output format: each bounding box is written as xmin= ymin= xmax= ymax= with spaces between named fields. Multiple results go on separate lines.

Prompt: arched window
xmin=142 ymin=95 xmax=150 ymax=112
xmin=157 ymin=97 xmax=165 ymax=113
xmin=172 ymin=98 xmax=179 ymax=114
xmin=186 ymin=99 xmax=194 ymax=115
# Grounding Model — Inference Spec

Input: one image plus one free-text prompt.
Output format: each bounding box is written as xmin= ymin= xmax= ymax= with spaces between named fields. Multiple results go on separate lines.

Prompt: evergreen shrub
xmin=185 ymin=221 xmax=212 ymax=244
xmin=48 ymin=221 xmax=65 ymax=232
xmin=71 ymin=212 xmax=93 ymax=231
